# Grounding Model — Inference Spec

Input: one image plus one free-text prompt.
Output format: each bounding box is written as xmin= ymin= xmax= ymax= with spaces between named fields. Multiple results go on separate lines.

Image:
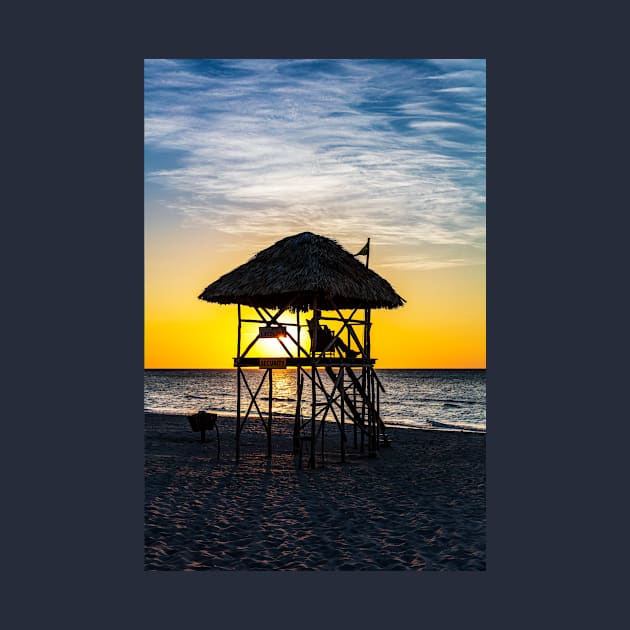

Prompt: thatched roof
xmin=198 ymin=232 xmax=405 ymax=311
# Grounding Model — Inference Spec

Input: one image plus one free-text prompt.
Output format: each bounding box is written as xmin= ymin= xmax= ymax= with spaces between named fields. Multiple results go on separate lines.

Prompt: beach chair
xmin=188 ymin=411 xmax=221 ymax=454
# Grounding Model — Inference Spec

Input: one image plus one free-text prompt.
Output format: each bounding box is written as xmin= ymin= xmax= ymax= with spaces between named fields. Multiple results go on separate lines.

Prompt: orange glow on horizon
xmin=145 ymin=293 xmax=485 ymax=369
xmin=144 ymin=232 xmax=485 ymax=369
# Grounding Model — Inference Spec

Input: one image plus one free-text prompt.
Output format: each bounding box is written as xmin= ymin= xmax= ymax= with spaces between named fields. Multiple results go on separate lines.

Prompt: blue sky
xmin=144 ymin=59 xmax=485 ymax=271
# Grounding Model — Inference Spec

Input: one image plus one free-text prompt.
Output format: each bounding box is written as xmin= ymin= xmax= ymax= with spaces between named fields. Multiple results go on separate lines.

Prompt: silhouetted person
xmin=307 ymin=319 xmax=359 ymax=358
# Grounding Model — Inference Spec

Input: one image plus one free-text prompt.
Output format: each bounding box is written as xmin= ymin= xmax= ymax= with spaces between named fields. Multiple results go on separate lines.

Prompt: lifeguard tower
xmin=198 ymin=232 xmax=405 ymax=468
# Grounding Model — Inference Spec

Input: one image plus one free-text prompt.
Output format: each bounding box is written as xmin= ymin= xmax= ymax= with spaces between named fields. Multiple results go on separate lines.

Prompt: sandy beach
xmin=145 ymin=412 xmax=485 ymax=570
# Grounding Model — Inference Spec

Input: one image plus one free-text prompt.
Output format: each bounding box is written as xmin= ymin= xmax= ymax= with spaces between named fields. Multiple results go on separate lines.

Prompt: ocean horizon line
xmin=144 ymin=366 xmax=487 ymax=371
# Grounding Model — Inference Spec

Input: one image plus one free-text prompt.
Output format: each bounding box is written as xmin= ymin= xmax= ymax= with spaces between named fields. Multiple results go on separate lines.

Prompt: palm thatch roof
xmin=198 ymin=232 xmax=405 ymax=311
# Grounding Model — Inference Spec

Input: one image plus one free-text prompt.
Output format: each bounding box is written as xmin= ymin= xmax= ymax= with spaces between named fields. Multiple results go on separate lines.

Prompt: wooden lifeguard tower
xmin=198 ymin=232 xmax=405 ymax=468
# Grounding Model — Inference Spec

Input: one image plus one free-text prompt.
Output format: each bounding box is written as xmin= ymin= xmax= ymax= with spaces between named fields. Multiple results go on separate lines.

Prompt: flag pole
xmin=363 ymin=238 xmax=373 ymax=455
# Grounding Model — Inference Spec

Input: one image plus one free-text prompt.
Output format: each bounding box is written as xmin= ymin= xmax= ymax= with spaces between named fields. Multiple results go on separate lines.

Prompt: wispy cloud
xmin=144 ymin=59 xmax=485 ymax=267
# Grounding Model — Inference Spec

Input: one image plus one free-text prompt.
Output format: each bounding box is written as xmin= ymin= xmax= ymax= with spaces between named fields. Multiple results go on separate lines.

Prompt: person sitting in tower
xmin=307 ymin=319 xmax=359 ymax=358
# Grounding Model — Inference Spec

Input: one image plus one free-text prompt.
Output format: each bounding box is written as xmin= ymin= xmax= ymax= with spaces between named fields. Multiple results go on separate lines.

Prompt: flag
xmin=354 ymin=240 xmax=369 ymax=257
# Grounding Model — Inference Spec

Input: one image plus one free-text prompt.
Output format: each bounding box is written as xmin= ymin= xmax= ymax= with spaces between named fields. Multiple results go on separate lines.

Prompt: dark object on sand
xmin=188 ymin=411 xmax=220 ymax=453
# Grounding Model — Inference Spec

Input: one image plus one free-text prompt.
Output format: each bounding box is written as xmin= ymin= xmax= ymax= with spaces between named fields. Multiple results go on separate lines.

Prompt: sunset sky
xmin=144 ymin=59 xmax=485 ymax=368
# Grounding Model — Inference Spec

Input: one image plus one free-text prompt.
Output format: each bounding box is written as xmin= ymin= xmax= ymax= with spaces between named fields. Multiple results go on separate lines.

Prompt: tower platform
xmin=234 ymin=357 xmax=376 ymax=368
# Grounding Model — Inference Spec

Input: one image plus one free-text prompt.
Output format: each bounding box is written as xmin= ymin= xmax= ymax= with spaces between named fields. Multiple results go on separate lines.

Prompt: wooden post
xmin=370 ymin=370 xmax=380 ymax=451
xmin=321 ymin=377 xmax=325 ymax=467
xmin=294 ymin=370 xmax=303 ymax=452
xmin=310 ymin=298 xmax=318 ymax=468
xmin=376 ymin=374 xmax=380 ymax=448
xmin=340 ymin=366 xmax=345 ymax=463
xmin=267 ymin=367 xmax=272 ymax=457
xmin=368 ymin=367 xmax=376 ymax=458
xmin=363 ymin=239 xmax=373 ymax=456
xmin=353 ymin=385 xmax=358 ymax=448
xmin=293 ymin=310 xmax=301 ymax=451
xmin=360 ymin=367 xmax=365 ymax=454
xmin=236 ymin=304 xmax=242 ymax=461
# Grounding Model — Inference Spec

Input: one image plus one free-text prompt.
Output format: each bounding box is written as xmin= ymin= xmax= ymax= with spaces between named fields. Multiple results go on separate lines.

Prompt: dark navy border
xmin=8 ymin=2 xmax=620 ymax=628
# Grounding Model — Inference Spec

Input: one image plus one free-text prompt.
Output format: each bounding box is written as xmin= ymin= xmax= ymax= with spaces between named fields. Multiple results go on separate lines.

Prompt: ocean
xmin=144 ymin=369 xmax=486 ymax=433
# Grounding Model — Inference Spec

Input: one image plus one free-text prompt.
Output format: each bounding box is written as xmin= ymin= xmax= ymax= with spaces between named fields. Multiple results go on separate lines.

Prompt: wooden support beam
xmin=309 ymin=298 xmax=317 ymax=468
xmin=345 ymin=366 xmax=388 ymax=438
xmin=236 ymin=305 xmax=242 ymax=461
xmin=240 ymin=369 xmax=268 ymax=432
xmin=232 ymin=294 xmax=388 ymax=464
xmin=293 ymin=368 xmax=303 ymax=451
xmin=267 ymin=368 xmax=272 ymax=457
xmin=340 ymin=366 xmax=345 ymax=462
